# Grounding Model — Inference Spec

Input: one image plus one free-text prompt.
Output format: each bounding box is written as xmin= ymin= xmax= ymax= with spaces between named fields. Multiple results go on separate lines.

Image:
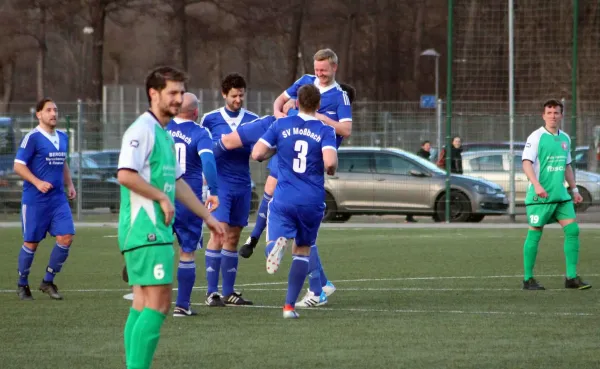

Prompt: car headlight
xmin=473 ymin=184 xmax=497 ymax=195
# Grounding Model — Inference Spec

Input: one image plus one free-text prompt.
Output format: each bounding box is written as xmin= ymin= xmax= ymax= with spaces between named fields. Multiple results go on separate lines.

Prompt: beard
xmin=159 ymin=101 xmax=181 ymax=118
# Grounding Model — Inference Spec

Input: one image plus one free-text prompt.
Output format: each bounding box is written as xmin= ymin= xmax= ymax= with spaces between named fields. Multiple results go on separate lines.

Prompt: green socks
xmin=127 ymin=307 xmax=166 ymax=369
xmin=523 ymin=229 xmax=542 ymax=280
xmin=124 ymin=308 xmax=141 ymax=366
xmin=563 ymin=222 xmax=580 ymax=279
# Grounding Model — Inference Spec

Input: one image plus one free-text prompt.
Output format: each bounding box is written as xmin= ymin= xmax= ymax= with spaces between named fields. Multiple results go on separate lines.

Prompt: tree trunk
xmin=338 ymin=13 xmax=356 ymax=82
xmin=0 ymin=59 xmax=15 ymax=114
xmin=286 ymin=0 xmax=306 ymax=85
xmin=412 ymin=1 xmax=425 ymax=81
xmin=173 ymin=0 xmax=188 ymax=72
xmin=88 ymin=5 xmax=106 ymax=104
xmin=36 ymin=4 xmax=47 ymax=100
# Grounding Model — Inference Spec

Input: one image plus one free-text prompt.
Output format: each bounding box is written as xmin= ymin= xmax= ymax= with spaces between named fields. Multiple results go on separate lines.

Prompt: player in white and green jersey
xmin=521 ymin=99 xmax=590 ymax=291
xmin=117 ymin=66 xmax=225 ymax=369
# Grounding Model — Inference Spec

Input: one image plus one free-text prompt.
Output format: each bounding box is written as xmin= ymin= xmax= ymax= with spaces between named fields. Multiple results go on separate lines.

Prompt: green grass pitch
xmin=0 ymin=227 xmax=598 ymax=369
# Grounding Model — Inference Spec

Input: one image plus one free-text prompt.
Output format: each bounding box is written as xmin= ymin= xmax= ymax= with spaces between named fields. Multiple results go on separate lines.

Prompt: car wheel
xmin=322 ymin=192 xmax=338 ymax=222
xmin=435 ymin=190 xmax=472 ymax=222
xmin=110 ymin=204 xmax=119 ymax=214
xmin=467 ymin=214 xmax=485 ymax=222
xmin=574 ymin=186 xmax=592 ymax=213
xmin=333 ymin=213 xmax=351 ymax=222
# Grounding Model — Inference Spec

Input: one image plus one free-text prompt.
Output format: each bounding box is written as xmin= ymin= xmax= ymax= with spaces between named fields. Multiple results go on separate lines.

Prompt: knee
xmin=563 ymin=222 xmax=580 ymax=237
xmin=23 ymin=242 xmax=39 ymax=251
xmin=56 ymin=235 xmax=73 ymax=246
xmin=179 ymin=249 xmax=195 ymax=262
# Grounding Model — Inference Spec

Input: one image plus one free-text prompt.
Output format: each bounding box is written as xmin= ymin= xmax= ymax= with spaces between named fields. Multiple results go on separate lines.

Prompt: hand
xmin=282 ymin=99 xmax=296 ymax=115
xmin=534 ymin=184 xmax=548 ymax=198
xmin=205 ymin=195 xmax=219 ymax=212
xmin=326 ymin=167 xmax=336 ymax=176
xmin=35 ymin=180 xmax=53 ymax=193
xmin=67 ymin=184 xmax=76 ymax=200
xmin=573 ymin=192 xmax=583 ymax=204
xmin=205 ymin=215 xmax=225 ymax=243
xmin=274 ymin=110 xmax=287 ymax=119
xmin=158 ymin=195 xmax=175 ymax=225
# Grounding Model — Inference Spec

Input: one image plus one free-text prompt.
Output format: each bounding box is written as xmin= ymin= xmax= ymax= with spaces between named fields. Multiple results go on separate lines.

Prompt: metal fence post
xmin=76 ymin=99 xmax=83 ymax=221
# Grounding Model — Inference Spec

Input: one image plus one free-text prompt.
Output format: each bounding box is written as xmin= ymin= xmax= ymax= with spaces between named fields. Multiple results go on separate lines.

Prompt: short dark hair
xmin=297 ymin=84 xmax=321 ymax=112
xmin=421 ymin=140 xmax=430 ymax=146
xmin=543 ymin=99 xmax=563 ymax=114
xmin=339 ymin=83 xmax=356 ymax=104
xmin=145 ymin=66 xmax=187 ymax=104
xmin=221 ymin=73 xmax=247 ymax=95
xmin=36 ymin=98 xmax=55 ymax=112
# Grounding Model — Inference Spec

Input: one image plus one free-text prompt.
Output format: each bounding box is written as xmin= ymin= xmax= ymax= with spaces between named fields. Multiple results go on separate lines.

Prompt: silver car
xmin=461 ymin=149 xmax=600 ymax=212
xmin=323 ymin=147 xmax=508 ymax=222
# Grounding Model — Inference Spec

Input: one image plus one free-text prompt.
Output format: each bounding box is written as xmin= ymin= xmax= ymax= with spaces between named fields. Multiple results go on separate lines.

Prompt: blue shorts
xmin=267 ymin=155 xmax=279 ymax=180
xmin=267 ymin=200 xmax=324 ymax=247
xmin=21 ymin=199 xmax=75 ymax=243
xmin=212 ymin=187 xmax=252 ymax=227
xmin=173 ymin=203 xmax=204 ymax=253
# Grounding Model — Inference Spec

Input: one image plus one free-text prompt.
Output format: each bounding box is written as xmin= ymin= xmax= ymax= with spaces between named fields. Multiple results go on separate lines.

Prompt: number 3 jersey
xmin=522 ymin=127 xmax=572 ymax=205
xmin=259 ymin=113 xmax=337 ymax=205
xmin=117 ymin=111 xmax=183 ymax=253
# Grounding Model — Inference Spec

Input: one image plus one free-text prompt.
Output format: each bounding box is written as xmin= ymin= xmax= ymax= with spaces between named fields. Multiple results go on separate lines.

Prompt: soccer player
xmin=251 ymin=84 xmax=338 ymax=319
xmin=118 ymin=66 xmax=225 ymax=369
xmin=199 ymin=73 xmax=259 ymax=306
xmin=521 ymin=99 xmax=591 ymax=291
xmin=14 ymin=98 xmax=76 ymax=301
xmin=166 ymin=92 xmax=219 ymax=317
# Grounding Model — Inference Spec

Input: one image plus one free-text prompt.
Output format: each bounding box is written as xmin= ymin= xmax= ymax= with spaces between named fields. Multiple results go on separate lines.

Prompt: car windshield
xmin=384 ymin=148 xmax=446 ymax=174
xmin=90 ymin=152 xmax=119 ymax=167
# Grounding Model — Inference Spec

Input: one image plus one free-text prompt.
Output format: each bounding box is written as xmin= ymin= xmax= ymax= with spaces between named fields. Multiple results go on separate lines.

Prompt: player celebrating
xmin=166 ymin=92 xmax=220 ymax=317
xmin=251 ymin=84 xmax=338 ymax=319
xmin=521 ymin=99 xmax=591 ymax=290
xmin=199 ymin=73 xmax=259 ymax=306
xmin=118 ymin=66 xmax=224 ymax=369
xmin=14 ymin=98 xmax=76 ymax=300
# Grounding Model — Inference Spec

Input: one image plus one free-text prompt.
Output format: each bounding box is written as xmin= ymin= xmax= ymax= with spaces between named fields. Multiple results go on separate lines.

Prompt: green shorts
xmin=526 ymin=201 xmax=576 ymax=227
xmin=123 ymin=245 xmax=174 ymax=286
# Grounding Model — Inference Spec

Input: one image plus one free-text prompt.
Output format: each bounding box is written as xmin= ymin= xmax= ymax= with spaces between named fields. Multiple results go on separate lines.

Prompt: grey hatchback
xmin=323 ymin=147 xmax=509 ymax=222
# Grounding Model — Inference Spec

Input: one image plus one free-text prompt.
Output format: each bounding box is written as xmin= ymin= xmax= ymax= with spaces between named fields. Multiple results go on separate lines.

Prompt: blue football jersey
xmin=200 ymin=107 xmax=259 ymax=189
xmin=284 ymin=74 xmax=352 ymax=148
xmin=166 ymin=118 xmax=213 ymax=195
xmin=14 ymin=127 xmax=69 ymax=203
xmin=260 ymin=113 xmax=337 ymax=205
xmin=237 ymin=115 xmax=277 ymax=146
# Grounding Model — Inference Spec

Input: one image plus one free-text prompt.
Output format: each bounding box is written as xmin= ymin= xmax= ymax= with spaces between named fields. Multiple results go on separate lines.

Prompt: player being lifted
xmin=118 ymin=66 xmax=224 ymax=369
xmin=14 ymin=98 xmax=76 ymax=300
xmin=240 ymin=48 xmax=352 ymax=306
xmin=200 ymin=73 xmax=259 ymax=306
xmin=251 ymin=84 xmax=338 ymax=318
xmin=166 ymin=92 xmax=220 ymax=317
xmin=521 ymin=99 xmax=590 ymax=291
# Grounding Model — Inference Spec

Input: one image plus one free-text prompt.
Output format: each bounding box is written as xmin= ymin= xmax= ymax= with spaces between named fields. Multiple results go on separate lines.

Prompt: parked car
xmin=461 ymin=149 xmax=600 ymax=212
xmin=0 ymin=170 xmax=121 ymax=213
xmin=323 ymin=147 xmax=509 ymax=223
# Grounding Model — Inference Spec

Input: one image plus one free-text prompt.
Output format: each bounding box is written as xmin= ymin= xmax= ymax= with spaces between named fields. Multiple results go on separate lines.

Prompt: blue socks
xmin=286 ymin=255 xmax=310 ymax=307
xmin=17 ymin=245 xmax=35 ymax=286
xmin=221 ymin=250 xmax=238 ymax=296
xmin=44 ymin=243 xmax=70 ymax=282
xmin=176 ymin=260 xmax=196 ymax=309
xmin=205 ymin=249 xmax=221 ymax=294
xmin=251 ymin=193 xmax=272 ymax=240
xmin=308 ymin=245 xmax=323 ymax=295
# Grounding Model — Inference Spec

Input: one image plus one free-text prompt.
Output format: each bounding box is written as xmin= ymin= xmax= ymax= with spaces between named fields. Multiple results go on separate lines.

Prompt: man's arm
xmin=251 ymin=141 xmax=275 ymax=162
xmin=315 ymin=113 xmax=352 ymax=137
xmin=564 ymin=164 xmax=582 ymax=204
xmin=117 ymin=169 xmax=167 ymax=203
xmin=14 ymin=163 xmax=45 ymax=189
xmin=63 ymin=162 xmax=76 ymax=199
xmin=522 ymin=160 xmax=547 ymax=198
xmin=176 ymin=178 xmax=225 ymax=238
xmin=273 ymin=92 xmax=290 ymax=119
xmin=323 ymin=149 xmax=337 ymax=175
xmin=220 ymin=131 xmax=243 ymax=150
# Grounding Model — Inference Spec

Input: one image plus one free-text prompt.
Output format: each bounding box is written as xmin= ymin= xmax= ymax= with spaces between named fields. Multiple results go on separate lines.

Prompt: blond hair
xmin=313 ymin=48 xmax=338 ymax=65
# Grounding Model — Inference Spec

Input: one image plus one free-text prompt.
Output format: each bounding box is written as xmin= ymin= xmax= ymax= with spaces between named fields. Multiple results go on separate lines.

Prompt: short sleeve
xmin=118 ymin=123 xmax=153 ymax=172
xmin=284 ymin=75 xmax=311 ymax=99
xmin=14 ymin=133 xmax=36 ymax=166
xmin=337 ymin=91 xmax=352 ymax=123
xmin=522 ymin=131 xmax=539 ymax=163
xmin=196 ymin=127 xmax=213 ymax=156
xmin=259 ymin=121 xmax=278 ymax=149
xmin=321 ymin=125 xmax=337 ymax=152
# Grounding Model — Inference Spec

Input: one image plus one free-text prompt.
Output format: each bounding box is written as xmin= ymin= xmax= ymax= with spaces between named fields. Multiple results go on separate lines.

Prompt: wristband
xmin=571 ymin=187 xmax=579 ymax=193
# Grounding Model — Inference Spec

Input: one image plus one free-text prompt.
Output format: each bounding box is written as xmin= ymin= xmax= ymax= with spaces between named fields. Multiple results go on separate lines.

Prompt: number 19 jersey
xmin=259 ymin=113 xmax=337 ymax=205
xmin=117 ymin=112 xmax=183 ymax=253
xmin=522 ymin=127 xmax=572 ymax=205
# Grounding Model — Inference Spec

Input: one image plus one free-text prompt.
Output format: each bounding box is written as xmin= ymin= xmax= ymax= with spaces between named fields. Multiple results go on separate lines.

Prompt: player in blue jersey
xmin=165 ymin=92 xmax=220 ymax=316
xmin=199 ymin=73 xmax=259 ymax=306
xmin=251 ymin=84 xmax=338 ymax=319
xmin=14 ymin=98 xmax=76 ymax=300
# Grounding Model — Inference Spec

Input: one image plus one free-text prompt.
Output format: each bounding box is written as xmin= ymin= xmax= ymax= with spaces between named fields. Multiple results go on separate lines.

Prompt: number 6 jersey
xmin=259 ymin=113 xmax=337 ymax=205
